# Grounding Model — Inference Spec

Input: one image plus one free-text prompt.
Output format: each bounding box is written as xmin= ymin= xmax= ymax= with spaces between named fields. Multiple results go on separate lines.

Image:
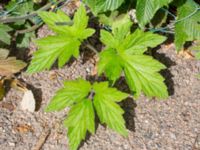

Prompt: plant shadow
xmin=114 ymin=77 xmax=137 ymax=132
xmin=151 ymin=47 xmax=176 ymax=96
xmin=78 ymin=113 xmax=100 ymax=149
xmin=121 ymin=97 xmax=137 ymax=132
xmin=26 ymin=83 xmax=43 ymax=111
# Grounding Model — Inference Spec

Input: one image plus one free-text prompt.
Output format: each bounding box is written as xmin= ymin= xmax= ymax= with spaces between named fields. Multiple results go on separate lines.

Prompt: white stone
xmin=20 ymin=90 xmax=35 ymax=112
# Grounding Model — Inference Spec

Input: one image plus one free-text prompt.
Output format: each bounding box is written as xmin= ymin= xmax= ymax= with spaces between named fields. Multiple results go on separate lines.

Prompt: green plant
xmin=98 ymin=15 xmax=167 ymax=98
xmin=26 ymin=4 xmax=169 ymax=150
xmin=27 ymin=5 xmax=95 ymax=72
xmin=46 ymin=79 xmax=129 ymax=150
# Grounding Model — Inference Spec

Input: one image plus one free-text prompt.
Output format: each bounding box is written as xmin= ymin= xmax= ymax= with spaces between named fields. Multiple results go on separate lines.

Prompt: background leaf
xmin=175 ymin=0 xmax=200 ymax=51
xmin=83 ymin=0 xmax=125 ymax=14
xmin=0 ymin=24 xmax=12 ymax=44
xmin=0 ymin=48 xmax=9 ymax=59
xmin=136 ymin=0 xmax=172 ymax=28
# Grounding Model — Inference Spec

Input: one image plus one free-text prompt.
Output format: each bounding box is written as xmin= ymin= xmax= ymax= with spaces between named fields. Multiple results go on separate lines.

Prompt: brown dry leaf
xmin=0 ymin=57 xmax=27 ymax=76
xmin=178 ymin=50 xmax=194 ymax=59
xmin=0 ymin=49 xmax=26 ymax=76
xmin=14 ymin=124 xmax=34 ymax=134
xmin=10 ymin=79 xmax=27 ymax=92
xmin=48 ymin=71 xmax=57 ymax=81
xmin=91 ymin=65 xmax=98 ymax=76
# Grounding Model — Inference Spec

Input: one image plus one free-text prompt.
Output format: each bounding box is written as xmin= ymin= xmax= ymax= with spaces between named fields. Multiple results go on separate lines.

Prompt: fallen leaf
xmin=10 ymin=79 xmax=27 ymax=92
xmin=14 ymin=124 xmax=34 ymax=133
xmin=0 ymin=49 xmax=26 ymax=76
xmin=178 ymin=50 xmax=194 ymax=59
xmin=48 ymin=71 xmax=57 ymax=81
xmin=91 ymin=65 xmax=97 ymax=76
xmin=21 ymin=90 xmax=36 ymax=112
xmin=0 ymin=57 xmax=27 ymax=76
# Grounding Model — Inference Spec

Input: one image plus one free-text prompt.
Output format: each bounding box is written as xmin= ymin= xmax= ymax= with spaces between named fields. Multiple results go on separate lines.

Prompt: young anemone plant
xmin=27 ymin=4 xmax=168 ymax=150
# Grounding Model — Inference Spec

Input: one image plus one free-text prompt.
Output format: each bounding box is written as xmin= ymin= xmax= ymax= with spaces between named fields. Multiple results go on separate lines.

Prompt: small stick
xmin=32 ymin=128 xmax=51 ymax=150
xmin=15 ymin=23 xmax=42 ymax=35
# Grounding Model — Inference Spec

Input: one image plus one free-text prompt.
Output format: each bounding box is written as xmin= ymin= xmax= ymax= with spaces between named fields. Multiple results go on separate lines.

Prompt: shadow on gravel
xmin=26 ymin=83 xmax=42 ymax=111
xmin=152 ymin=50 xmax=176 ymax=96
xmin=114 ymin=77 xmax=137 ymax=132
xmin=79 ymin=114 xmax=101 ymax=149
xmin=122 ymin=98 xmax=137 ymax=132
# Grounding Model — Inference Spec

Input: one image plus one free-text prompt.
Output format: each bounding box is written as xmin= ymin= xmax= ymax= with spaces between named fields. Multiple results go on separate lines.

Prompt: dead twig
xmin=32 ymin=128 xmax=51 ymax=150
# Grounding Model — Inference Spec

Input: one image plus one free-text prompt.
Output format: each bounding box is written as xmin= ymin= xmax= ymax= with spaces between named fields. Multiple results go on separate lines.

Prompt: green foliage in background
xmin=85 ymin=0 xmax=200 ymax=51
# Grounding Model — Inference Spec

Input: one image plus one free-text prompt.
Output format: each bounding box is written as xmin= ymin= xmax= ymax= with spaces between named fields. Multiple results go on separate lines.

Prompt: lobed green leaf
xmin=27 ymin=5 xmax=95 ymax=73
xmin=45 ymin=79 xmax=91 ymax=112
xmin=93 ymin=82 xmax=128 ymax=136
xmin=99 ymin=22 xmax=168 ymax=98
xmin=64 ymin=99 xmax=95 ymax=150
xmin=46 ymin=79 xmax=129 ymax=149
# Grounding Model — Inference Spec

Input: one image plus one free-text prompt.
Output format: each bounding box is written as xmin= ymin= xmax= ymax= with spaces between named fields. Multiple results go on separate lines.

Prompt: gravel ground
xmin=1 ymin=3 xmax=200 ymax=150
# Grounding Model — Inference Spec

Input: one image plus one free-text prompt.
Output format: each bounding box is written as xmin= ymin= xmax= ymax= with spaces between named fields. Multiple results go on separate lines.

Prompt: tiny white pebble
xmin=86 ymin=68 xmax=91 ymax=73
xmin=8 ymin=142 xmax=15 ymax=146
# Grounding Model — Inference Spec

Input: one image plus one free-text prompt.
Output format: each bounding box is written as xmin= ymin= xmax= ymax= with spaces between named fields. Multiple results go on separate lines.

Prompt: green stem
xmin=15 ymin=23 xmax=42 ymax=35
xmin=85 ymin=43 xmax=99 ymax=55
xmin=0 ymin=0 xmax=65 ymax=23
